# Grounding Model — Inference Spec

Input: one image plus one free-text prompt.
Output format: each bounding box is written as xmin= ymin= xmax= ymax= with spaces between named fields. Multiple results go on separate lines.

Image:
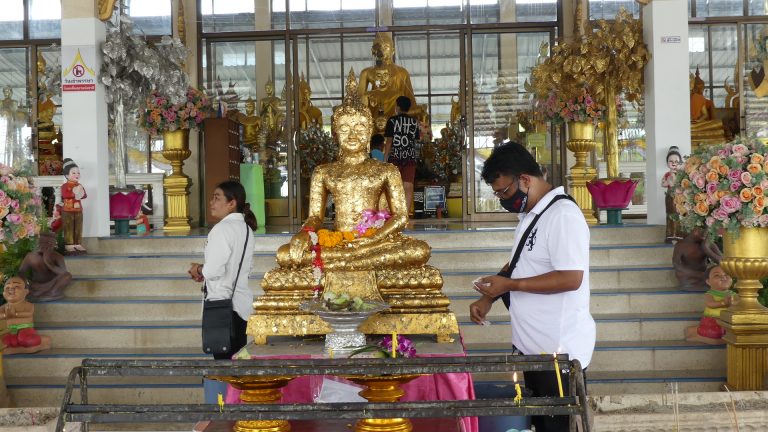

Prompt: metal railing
xmin=57 ymin=354 xmax=591 ymax=432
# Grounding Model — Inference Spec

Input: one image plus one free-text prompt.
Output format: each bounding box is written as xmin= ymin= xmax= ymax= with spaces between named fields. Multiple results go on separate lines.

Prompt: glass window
xmin=393 ymin=0 xmax=465 ymax=26
xmin=750 ymin=0 xmax=768 ymax=16
xmin=288 ymin=0 xmax=375 ymax=29
xmin=0 ymin=47 xmax=34 ymax=172
xmin=588 ymin=0 xmax=640 ymax=20
xmin=694 ymin=0 xmax=743 ymax=17
xmin=745 ymin=24 xmax=768 ymax=137
xmin=202 ymin=0 xmax=270 ymax=32
xmin=470 ymin=0 xmax=557 ymax=25
xmin=29 ymin=0 xmax=61 ymax=39
xmin=0 ymin=0 xmax=24 ymax=40
xmin=127 ymin=0 xmax=172 ymax=35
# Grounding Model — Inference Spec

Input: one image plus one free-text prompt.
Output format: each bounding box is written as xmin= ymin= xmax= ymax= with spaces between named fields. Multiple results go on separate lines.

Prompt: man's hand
xmin=469 ymin=296 xmax=493 ymax=325
xmin=472 ymin=275 xmax=514 ymax=298
xmin=188 ymin=262 xmax=204 ymax=282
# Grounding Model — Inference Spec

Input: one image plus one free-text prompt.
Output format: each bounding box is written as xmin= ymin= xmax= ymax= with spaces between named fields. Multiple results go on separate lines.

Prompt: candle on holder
xmin=553 ymin=352 xmax=564 ymax=398
xmin=391 ymin=332 xmax=398 ymax=358
xmin=513 ymin=372 xmax=523 ymax=405
xmin=329 ymin=348 xmax=334 ymax=359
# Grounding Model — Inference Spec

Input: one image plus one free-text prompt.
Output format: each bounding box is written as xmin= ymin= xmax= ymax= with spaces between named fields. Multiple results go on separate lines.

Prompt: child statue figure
xmin=0 ymin=276 xmax=52 ymax=354
xmin=661 ymin=146 xmax=683 ymax=243
xmin=61 ymin=158 xmax=87 ymax=254
xmin=684 ymin=264 xmax=733 ymax=345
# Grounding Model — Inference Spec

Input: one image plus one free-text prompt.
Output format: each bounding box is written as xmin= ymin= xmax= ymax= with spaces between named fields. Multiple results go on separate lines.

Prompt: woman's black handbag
xmin=202 ymin=224 xmax=249 ymax=355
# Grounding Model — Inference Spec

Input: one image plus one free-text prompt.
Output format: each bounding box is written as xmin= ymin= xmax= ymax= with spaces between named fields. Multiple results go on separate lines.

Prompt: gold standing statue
xmin=258 ymin=78 xmax=284 ymax=144
xmin=298 ymin=73 xmax=323 ymax=130
xmin=249 ymin=70 xmax=458 ymax=344
xmin=236 ymin=97 xmax=262 ymax=152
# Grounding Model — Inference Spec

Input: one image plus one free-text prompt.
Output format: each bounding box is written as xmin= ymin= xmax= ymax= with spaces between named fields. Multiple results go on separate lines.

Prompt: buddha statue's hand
xmin=289 ymin=230 xmax=311 ymax=264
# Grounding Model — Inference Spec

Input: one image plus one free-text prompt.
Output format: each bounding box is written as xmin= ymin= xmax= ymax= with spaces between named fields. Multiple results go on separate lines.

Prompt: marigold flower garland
xmin=305 ymin=209 xmax=391 ymax=297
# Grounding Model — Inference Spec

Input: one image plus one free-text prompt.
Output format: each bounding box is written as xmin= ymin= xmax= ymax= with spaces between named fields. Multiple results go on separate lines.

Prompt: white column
xmin=643 ymin=1 xmax=690 ymax=225
xmin=61 ymin=5 xmax=110 ymax=237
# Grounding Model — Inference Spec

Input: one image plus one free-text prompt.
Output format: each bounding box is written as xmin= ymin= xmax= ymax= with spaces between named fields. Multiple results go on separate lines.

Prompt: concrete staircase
xmin=4 ymin=223 xmax=725 ymax=406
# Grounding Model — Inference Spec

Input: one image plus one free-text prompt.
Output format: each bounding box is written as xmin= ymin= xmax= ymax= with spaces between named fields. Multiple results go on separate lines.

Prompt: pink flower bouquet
xmin=536 ymin=87 xmax=606 ymax=125
xmin=138 ymin=86 xmax=214 ymax=136
xmin=673 ymin=137 xmax=768 ymax=238
xmin=0 ymin=164 xmax=43 ymax=278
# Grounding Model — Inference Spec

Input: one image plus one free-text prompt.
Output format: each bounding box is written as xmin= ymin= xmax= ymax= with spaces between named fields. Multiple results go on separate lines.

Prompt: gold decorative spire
xmin=333 ymin=69 xmax=372 ymax=126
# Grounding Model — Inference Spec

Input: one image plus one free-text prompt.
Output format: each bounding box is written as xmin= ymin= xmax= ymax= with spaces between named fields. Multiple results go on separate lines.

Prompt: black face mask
xmin=499 ymin=183 xmax=528 ymax=213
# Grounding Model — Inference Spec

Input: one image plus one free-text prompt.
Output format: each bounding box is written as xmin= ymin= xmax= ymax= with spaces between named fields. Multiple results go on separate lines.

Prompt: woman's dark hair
xmin=666 ymin=146 xmax=682 ymax=162
xmin=370 ymin=133 xmax=385 ymax=149
xmin=217 ymin=180 xmax=258 ymax=230
xmin=481 ymin=141 xmax=543 ymax=184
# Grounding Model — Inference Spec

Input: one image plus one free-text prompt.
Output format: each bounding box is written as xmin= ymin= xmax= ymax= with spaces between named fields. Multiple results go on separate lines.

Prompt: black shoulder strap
xmin=229 ymin=223 xmax=250 ymax=301
xmin=495 ymin=194 xmax=576 ymax=309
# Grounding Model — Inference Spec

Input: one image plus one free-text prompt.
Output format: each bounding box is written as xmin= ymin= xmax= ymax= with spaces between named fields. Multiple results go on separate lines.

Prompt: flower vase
xmin=719 ymin=226 xmax=768 ymax=391
xmin=565 ymin=121 xmax=598 ymax=224
xmin=161 ymin=129 xmax=192 ymax=232
xmin=720 ymin=227 xmax=768 ymax=313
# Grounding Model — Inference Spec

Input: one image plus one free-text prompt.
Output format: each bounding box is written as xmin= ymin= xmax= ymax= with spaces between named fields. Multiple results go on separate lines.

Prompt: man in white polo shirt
xmin=470 ymin=142 xmax=596 ymax=432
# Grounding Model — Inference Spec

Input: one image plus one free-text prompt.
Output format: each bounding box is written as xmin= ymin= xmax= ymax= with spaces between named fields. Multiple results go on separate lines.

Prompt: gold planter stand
xmin=162 ymin=129 xmax=192 ymax=232
xmin=345 ymin=374 xmax=422 ymax=432
xmin=565 ymin=121 xmax=598 ymax=224
xmin=210 ymin=375 xmax=295 ymax=432
xmin=718 ymin=227 xmax=768 ymax=390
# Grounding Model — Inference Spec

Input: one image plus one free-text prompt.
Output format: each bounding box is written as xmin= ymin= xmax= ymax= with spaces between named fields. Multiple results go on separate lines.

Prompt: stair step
xmin=464 ymin=340 xmax=725 ymax=372
xmin=457 ymin=312 xmax=700 ymax=343
xmin=35 ymin=297 xmax=202 ymax=322
xmin=36 ymin=321 xmax=201 ymax=348
xmin=4 ymin=348 xmax=205 ymax=377
xmin=6 ymin=376 xmax=202 ymax=407
xmin=64 ymin=244 xmax=674 ymax=276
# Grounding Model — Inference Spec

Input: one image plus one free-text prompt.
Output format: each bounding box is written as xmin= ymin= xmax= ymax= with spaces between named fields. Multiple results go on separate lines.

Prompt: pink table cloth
xmin=224 ymin=345 xmax=478 ymax=432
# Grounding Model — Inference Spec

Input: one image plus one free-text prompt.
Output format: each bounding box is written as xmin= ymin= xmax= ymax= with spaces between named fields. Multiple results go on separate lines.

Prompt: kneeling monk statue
xmin=250 ymin=70 xmax=458 ymax=344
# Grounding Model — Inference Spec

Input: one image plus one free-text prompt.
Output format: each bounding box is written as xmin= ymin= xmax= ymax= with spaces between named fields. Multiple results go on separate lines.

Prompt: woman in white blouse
xmin=188 ymin=181 xmax=256 ymax=402
xmin=189 ymin=181 xmax=257 ymax=358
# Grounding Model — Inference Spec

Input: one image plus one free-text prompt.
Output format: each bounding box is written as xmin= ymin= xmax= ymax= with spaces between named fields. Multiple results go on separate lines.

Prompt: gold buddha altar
xmin=249 ymin=71 xmax=458 ymax=344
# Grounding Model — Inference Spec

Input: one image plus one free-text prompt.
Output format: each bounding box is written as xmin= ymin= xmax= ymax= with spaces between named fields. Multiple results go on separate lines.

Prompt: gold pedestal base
xmin=346 ymin=374 xmax=421 ymax=432
xmin=210 ymin=376 xmax=294 ymax=432
xmin=248 ymin=312 xmax=458 ymax=345
xmin=566 ymin=167 xmax=598 ymax=225
xmin=163 ymin=173 xmax=192 ymax=232
xmin=718 ymin=310 xmax=768 ymax=390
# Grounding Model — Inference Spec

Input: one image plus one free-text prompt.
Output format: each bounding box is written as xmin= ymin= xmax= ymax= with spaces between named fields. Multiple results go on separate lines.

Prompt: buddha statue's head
xmin=265 ymin=78 xmax=274 ymax=97
xmin=372 ymin=32 xmax=395 ymax=64
xmin=333 ymin=70 xmax=373 ymax=157
xmin=245 ymin=97 xmax=256 ymax=115
xmin=2 ymin=86 xmax=12 ymax=100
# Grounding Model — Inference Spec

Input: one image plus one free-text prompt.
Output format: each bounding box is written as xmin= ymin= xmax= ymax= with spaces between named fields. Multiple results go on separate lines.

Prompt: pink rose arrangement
xmin=138 ymin=86 xmax=214 ymax=136
xmin=0 ymin=163 xmax=43 ymax=279
xmin=536 ymin=87 xmax=607 ymax=125
xmin=673 ymin=137 xmax=768 ymax=238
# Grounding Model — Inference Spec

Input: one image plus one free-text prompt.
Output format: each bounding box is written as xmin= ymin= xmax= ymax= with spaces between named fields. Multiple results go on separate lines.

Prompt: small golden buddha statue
xmin=258 ymin=78 xmax=284 ymax=143
xmin=236 ymin=97 xmax=261 ymax=152
xmin=250 ymin=70 xmax=458 ymax=344
xmin=358 ymin=33 xmax=419 ymax=124
xmin=37 ymin=94 xmax=57 ymax=141
xmin=298 ymin=73 xmax=323 ymax=130
xmin=690 ymin=67 xmax=726 ymax=148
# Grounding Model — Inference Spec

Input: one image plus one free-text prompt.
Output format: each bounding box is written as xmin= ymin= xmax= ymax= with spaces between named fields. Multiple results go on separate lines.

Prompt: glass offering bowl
xmin=300 ymin=300 xmax=389 ymax=355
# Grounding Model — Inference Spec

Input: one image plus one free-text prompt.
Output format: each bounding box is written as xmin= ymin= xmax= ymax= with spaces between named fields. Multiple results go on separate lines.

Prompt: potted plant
xmin=672 ymin=137 xmax=768 ymax=312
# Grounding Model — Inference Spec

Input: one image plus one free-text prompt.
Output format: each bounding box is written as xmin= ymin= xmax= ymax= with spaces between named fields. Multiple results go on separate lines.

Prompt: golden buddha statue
xmin=37 ymin=94 xmax=57 ymax=141
xmin=359 ymin=33 xmax=419 ymax=129
xmin=258 ymin=78 xmax=284 ymax=143
xmin=250 ymin=70 xmax=458 ymax=344
xmin=235 ymin=97 xmax=261 ymax=152
xmin=298 ymin=73 xmax=323 ymax=130
xmin=690 ymin=67 xmax=726 ymax=148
